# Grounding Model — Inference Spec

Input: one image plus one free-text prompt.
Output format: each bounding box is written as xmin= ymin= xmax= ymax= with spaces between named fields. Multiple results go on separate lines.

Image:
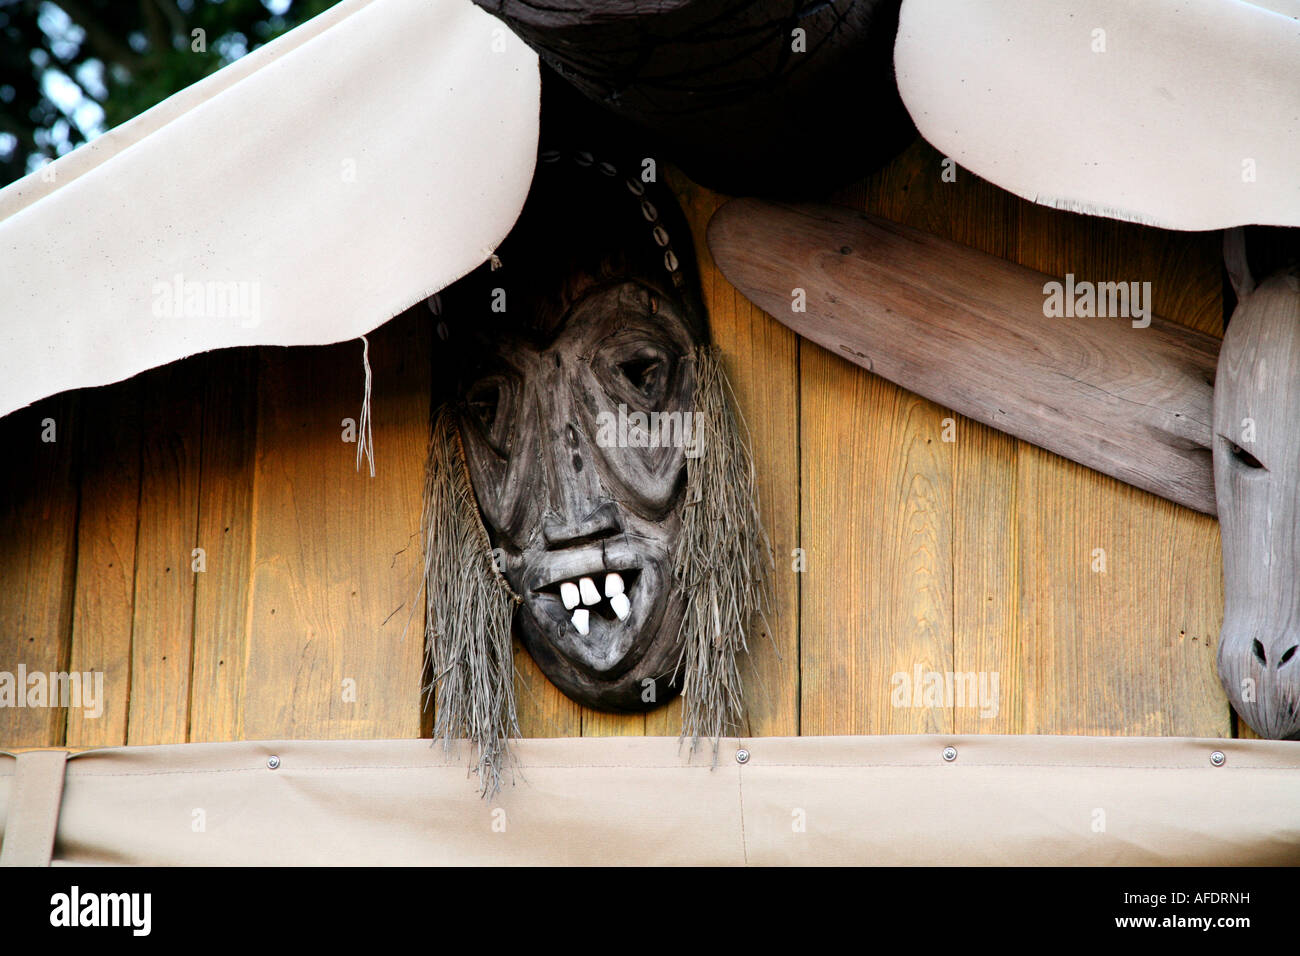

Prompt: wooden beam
xmin=708 ymin=199 xmax=1220 ymax=515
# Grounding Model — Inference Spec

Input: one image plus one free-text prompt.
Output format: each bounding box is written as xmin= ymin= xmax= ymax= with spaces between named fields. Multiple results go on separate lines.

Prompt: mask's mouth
xmin=519 ymin=540 xmax=672 ymax=676
xmin=536 ymin=568 xmax=642 ymax=635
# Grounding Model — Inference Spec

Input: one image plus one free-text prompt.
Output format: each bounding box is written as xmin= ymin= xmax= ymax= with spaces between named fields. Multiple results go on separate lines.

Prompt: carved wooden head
xmin=1214 ymin=267 xmax=1300 ymax=739
xmin=436 ymin=148 xmax=709 ymax=712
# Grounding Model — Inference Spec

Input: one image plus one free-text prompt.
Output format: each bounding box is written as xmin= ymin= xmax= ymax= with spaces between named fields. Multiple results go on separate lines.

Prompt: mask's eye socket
xmin=463 ymin=373 xmax=515 ymax=456
xmin=1222 ymin=436 xmax=1266 ymax=471
xmin=467 ymin=381 xmax=500 ymax=430
xmin=619 ymin=353 xmax=666 ymax=399
xmin=604 ymin=344 xmax=674 ymax=407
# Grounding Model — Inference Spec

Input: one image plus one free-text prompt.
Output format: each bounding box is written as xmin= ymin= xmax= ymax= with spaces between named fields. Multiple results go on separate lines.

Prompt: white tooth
xmin=571 ymin=608 xmax=590 ymax=635
xmin=560 ymin=581 xmax=580 ymax=610
xmin=610 ymin=593 xmax=630 ymax=621
xmin=579 ymin=576 xmax=600 ymax=606
xmin=604 ymin=572 xmax=625 ymax=598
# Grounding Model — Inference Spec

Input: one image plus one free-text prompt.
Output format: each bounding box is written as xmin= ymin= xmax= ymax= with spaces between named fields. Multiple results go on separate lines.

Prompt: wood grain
xmin=659 ymin=168 xmax=802 ymax=738
xmin=800 ymin=147 xmax=1019 ymax=735
xmin=581 ymin=709 xmax=645 ymax=737
xmin=708 ymin=199 xmax=1221 ymax=515
xmin=126 ymin=360 xmax=205 ymax=746
xmin=241 ymin=312 xmax=428 ymax=740
xmin=0 ymin=394 xmax=78 ymax=748
xmin=2 ymin=141 xmax=1245 ymax=748
xmin=188 ymin=349 xmax=260 ymax=742
xmin=66 ymin=380 xmax=141 ymax=747
xmin=1213 ymin=268 xmax=1300 ymax=740
xmin=1012 ymin=201 xmax=1227 ymax=737
xmin=800 ymin=364 xmax=954 ymax=735
xmin=849 ymin=147 xmax=1026 ymax=736
xmin=512 ymin=639 xmax=581 ymax=738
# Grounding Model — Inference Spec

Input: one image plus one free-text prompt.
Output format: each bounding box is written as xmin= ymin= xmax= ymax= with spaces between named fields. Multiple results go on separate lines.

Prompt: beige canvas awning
xmin=3 ymin=735 xmax=1298 ymax=865
xmin=0 ymin=0 xmax=539 ymax=418
xmin=895 ymin=0 xmax=1300 ymax=230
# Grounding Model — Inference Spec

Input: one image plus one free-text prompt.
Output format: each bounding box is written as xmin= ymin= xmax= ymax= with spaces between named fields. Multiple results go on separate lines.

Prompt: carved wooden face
xmin=1214 ymin=269 xmax=1300 ymax=739
xmin=457 ymin=279 xmax=701 ymax=711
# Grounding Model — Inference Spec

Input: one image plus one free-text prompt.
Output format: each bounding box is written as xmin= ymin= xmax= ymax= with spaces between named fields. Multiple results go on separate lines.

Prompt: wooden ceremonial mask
xmin=435 ymin=147 xmax=710 ymax=712
xmin=1214 ymin=267 xmax=1300 ymax=740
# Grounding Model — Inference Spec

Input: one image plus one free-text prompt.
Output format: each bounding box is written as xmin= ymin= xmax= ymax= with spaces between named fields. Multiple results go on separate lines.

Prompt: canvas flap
xmin=895 ymin=0 xmax=1300 ymax=230
xmin=0 ymin=0 xmax=539 ymax=418
xmin=3 ymin=735 xmax=1298 ymax=865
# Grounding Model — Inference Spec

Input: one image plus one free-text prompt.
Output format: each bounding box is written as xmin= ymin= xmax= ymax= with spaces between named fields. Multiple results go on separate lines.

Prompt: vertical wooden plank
xmin=126 ymin=359 xmax=205 ymax=746
xmin=1014 ymin=205 xmax=1228 ymax=736
xmin=188 ymin=349 xmax=259 ymax=742
xmin=0 ymin=394 xmax=79 ymax=747
xmin=647 ymin=169 xmax=802 ymax=739
xmin=1017 ymin=456 xmax=1223 ymax=735
xmin=242 ymin=311 xmax=428 ymax=739
xmin=953 ymin=422 xmax=1022 ymax=734
xmin=641 ymin=685 xmax=684 ymax=738
xmin=801 ymin=141 xmax=1021 ymax=736
xmin=581 ymin=709 xmax=645 ymax=737
xmin=800 ymin=358 xmax=953 ymax=735
xmin=851 ymin=141 xmax=1024 ymax=736
xmin=66 ymin=381 xmax=141 ymax=747
xmin=512 ymin=640 xmax=581 ymax=739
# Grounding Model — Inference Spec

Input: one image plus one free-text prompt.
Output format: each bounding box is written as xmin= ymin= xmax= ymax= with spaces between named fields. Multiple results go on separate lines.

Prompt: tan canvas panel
xmin=3 ymin=736 xmax=1297 ymax=865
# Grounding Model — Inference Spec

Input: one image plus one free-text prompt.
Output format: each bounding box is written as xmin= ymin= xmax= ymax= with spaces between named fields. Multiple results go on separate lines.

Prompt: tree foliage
xmin=0 ymin=0 xmax=339 ymax=187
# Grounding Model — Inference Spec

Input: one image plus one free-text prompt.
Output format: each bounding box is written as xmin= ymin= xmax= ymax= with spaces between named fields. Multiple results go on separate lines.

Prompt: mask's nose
xmin=544 ymin=500 xmax=622 ymax=549
xmin=537 ymin=361 xmax=622 ymax=549
xmin=1220 ymin=630 xmax=1300 ymax=739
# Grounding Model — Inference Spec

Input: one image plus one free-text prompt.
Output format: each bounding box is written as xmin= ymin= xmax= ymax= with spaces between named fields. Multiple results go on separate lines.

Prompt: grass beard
xmin=421 ymin=404 xmax=521 ymax=797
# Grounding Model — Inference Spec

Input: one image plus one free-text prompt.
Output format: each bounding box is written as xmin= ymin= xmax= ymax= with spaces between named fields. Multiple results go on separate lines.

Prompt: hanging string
xmin=356 ymin=335 xmax=375 ymax=477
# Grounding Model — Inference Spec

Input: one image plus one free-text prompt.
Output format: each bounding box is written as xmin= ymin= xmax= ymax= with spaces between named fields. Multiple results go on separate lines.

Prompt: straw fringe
xmin=672 ymin=345 xmax=773 ymax=753
xmin=421 ymin=405 xmax=521 ymax=796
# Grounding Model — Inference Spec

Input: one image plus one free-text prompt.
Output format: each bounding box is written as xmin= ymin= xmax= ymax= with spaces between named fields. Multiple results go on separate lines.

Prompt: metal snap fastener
xmin=942 ymin=746 xmax=958 ymax=762
xmin=735 ymin=749 xmax=750 ymax=765
xmin=267 ymin=755 xmax=281 ymax=770
xmin=1210 ymin=750 xmax=1226 ymax=767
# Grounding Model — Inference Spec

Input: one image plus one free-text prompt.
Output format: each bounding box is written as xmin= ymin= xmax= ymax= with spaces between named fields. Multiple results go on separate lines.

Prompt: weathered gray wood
xmin=708 ymin=198 xmax=1221 ymax=514
xmin=451 ymin=282 xmax=698 ymax=713
xmin=1213 ymin=267 xmax=1300 ymax=740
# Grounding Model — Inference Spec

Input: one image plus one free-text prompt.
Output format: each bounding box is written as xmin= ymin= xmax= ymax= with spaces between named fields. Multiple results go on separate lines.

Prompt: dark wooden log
xmin=1213 ymin=267 xmax=1300 ymax=740
xmin=474 ymin=0 xmax=915 ymax=197
xmin=707 ymin=198 xmax=1221 ymax=514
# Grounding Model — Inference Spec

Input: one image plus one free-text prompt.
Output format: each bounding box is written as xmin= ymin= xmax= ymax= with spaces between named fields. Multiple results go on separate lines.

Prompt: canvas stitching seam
xmin=38 ymin=762 xmax=1298 ymax=779
xmin=737 ymin=759 xmax=749 ymax=865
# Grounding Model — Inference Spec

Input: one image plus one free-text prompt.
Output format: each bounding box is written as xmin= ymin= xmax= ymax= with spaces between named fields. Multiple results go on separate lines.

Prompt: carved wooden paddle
xmin=707 ymin=197 xmax=1220 ymax=514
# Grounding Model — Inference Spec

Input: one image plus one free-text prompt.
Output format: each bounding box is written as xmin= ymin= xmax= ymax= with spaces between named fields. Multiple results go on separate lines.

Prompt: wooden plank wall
xmin=0 ymin=140 xmax=1236 ymax=749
